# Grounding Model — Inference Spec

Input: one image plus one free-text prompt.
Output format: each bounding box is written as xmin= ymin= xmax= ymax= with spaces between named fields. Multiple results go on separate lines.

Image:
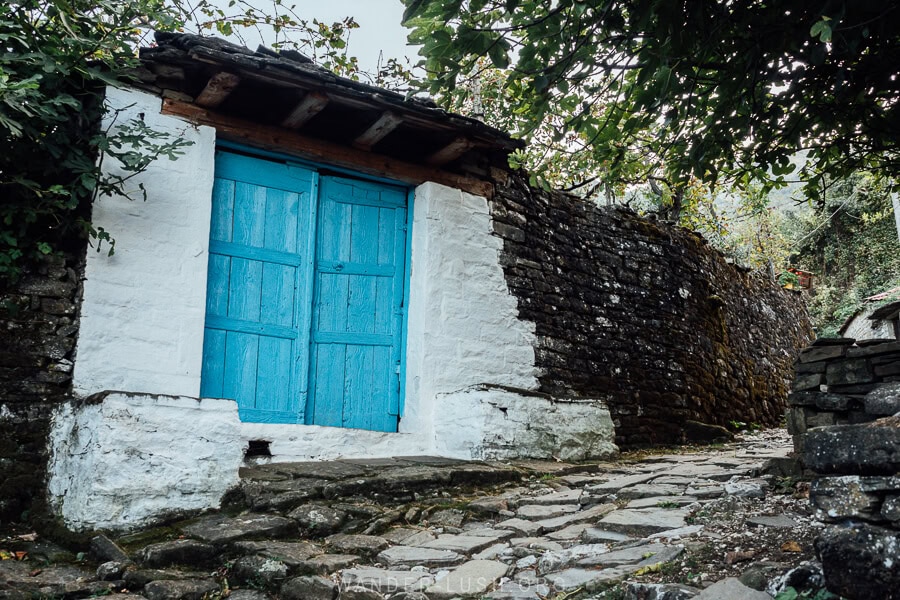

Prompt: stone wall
xmin=491 ymin=174 xmax=813 ymax=446
xmin=0 ymin=256 xmax=83 ymax=523
xmin=787 ymin=338 xmax=900 ymax=599
xmin=787 ymin=338 xmax=900 ymax=450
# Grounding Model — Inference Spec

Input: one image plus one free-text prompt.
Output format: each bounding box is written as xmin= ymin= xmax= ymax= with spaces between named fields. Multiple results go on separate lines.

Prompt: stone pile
xmin=788 ymin=337 xmax=900 ymax=600
xmin=1 ymin=433 xmax=821 ymax=600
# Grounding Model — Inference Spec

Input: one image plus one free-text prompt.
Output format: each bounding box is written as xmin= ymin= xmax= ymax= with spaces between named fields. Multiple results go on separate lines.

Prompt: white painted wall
xmin=51 ymin=94 xmax=619 ymax=531
xmin=403 ymin=182 xmax=540 ymax=439
xmin=238 ymin=422 xmax=429 ymax=462
xmin=72 ymin=87 xmax=216 ymax=398
xmin=433 ymin=386 xmax=617 ymax=461
xmin=47 ymin=393 xmax=242 ymax=531
xmin=842 ymin=309 xmax=896 ymax=341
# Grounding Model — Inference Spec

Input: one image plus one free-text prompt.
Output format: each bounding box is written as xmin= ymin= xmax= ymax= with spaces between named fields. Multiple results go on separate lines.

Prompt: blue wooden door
xmin=200 ymin=152 xmax=317 ymax=423
xmin=307 ymin=175 xmax=408 ymax=432
xmin=201 ymin=152 xmax=408 ymax=431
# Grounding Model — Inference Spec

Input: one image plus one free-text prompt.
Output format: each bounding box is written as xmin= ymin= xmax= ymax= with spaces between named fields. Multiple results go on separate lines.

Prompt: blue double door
xmin=200 ymin=151 xmax=408 ymax=432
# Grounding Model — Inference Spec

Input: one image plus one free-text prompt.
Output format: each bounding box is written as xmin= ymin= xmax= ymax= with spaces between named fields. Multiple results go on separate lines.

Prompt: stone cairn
xmin=787 ymin=337 xmax=900 ymax=600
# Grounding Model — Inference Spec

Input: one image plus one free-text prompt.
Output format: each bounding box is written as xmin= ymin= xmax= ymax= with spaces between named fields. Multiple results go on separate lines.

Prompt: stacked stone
xmin=491 ymin=173 xmax=812 ymax=447
xmin=788 ymin=338 xmax=900 ymax=600
xmin=787 ymin=338 xmax=900 ymax=453
xmin=0 ymin=256 xmax=83 ymax=523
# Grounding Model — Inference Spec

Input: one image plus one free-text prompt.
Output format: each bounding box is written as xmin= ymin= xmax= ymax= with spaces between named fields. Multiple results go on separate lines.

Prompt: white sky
xmin=228 ymin=0 xmax=418 ymax=74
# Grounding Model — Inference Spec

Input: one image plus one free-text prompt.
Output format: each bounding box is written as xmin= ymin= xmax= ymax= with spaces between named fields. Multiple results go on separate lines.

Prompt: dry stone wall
xmin=788 ymin=338 xmax=900 ymax=599
xmin=0 ymin=256 xmax=84 ymax=523
xmin=491 ymin=174 xmax=813 ymax=446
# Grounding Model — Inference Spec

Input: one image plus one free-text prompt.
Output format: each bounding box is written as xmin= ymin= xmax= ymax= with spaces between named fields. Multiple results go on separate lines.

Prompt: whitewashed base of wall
xmin=46 ymin=390 xmax=617 ymax=531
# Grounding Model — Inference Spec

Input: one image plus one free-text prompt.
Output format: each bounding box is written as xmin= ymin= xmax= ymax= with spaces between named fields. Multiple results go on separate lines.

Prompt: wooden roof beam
xmin=195 ymin=72 xmax=242 ymax=108
xmin=427 ymin=136 xmax=476 ymax=166
xmin=162 ymin=99 xmax=494 ymax=199
xmin=353 ymin=111 xmax=403 ymax=150
xmin=281 ymin=91 xmax=329 ymax=129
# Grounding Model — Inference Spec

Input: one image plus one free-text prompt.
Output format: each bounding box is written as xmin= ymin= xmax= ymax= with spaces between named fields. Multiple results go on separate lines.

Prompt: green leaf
xmin=488 ymin=44 xmax=509 ymax=69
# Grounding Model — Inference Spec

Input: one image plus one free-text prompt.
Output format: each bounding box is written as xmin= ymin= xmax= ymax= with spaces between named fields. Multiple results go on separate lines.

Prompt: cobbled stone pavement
xmin=1 ymin=429 xmax=826 ymax=599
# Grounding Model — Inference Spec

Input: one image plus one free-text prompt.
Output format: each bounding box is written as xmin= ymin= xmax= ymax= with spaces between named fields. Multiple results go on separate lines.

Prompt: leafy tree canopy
xmin=0 ymin=0 xmax=370 ymax=286
xmin=402 ymin=0 xmax=900 ymax=202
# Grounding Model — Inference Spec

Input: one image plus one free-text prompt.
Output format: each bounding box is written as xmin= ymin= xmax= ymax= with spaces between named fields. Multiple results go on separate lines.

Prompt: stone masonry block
xmin=825 ymin=358 xmax=874 ymax=386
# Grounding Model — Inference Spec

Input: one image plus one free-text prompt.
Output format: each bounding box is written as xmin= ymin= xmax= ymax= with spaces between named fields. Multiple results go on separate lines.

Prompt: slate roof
xmin=136 ymin=32 xmax=522 ymax=176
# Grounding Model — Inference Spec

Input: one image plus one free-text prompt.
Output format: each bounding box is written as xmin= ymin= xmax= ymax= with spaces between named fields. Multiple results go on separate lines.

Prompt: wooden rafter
xmin=353 ymin=111 xmax=403 ymax=150
xmin=426 ymin=137 xmax=476 ymax=166
xmin=195 ymin=72 xmax=241 ymax=108
xmin=161 ymin=99 xmax=494 ymax=199
xmin=281 ymin=91 xmax=329 ymax=129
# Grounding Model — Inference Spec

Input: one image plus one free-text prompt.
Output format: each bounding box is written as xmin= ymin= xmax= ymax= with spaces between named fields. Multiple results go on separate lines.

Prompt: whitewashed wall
xmin=842 ymin=308 xmax=896 ymax=341
xmin=72 ymin=87 xmax=216 ymax=398
xmin=49 ymin=89 xmax=617 ymax=531
xmin=47 ymin=393 xmax=242 ymax=531
xmin=403 ymin=182 xmax=540 ymax=439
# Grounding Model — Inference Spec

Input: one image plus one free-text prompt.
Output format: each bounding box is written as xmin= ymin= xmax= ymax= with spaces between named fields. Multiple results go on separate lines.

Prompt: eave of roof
xmin=135 ymin=32 xmax=523 ymax=182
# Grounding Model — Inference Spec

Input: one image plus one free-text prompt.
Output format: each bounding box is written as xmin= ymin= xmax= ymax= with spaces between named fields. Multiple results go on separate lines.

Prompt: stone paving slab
xmin=576 ymin=542 xmax=669 ymax=567
xmin=517 ymin=489 xmax=582 ymax=505
xmin=341 ymin=568 xmax=434 ymax=593
xmin=325 ymin=534 xmax=389 ymax=557
xmin=627 ymin=495 xmax=698 ymax=509
xmin=422 ymin=534 xmax=502 ymax=554
xmin=232 ymin=541 xmax=323 ymax=566
xmin=473 ymin=542 xmax=509 ymax=560
xmin=543 ymin=566 xmax=634 ymax=592
xmin=516 ymin=504 xmax=580 ymax=520
xmin=694 ymin=577 xmax=772 ymax=599
xmin=485 ymin=581 xmax=550 ymax=599
xmin=295 ymin=553 xmax=359 ymax=574
xmin=746 ymin=515 xmax=799 ymax=528
xmin=376 ymin=546 xmax=463 ymax=567
xmin=544 ymin=522 xmax=592 ymax=541
xmin=585 ymin=473 xmax=661 ymax=492
xmin=617 ymin=483 xmax=686 ymax=499
xmin=495 ymin=518 xmax=543 ymax=535
xmin=534 ymin=502 xmax=617 ymax=532
xmin=425 ymin=560 xmax=509 ymax=598
xmin=597 ymin=507 xmax=689 ymax=536
xmin=182 ymin=514 xmax=296 ymax=544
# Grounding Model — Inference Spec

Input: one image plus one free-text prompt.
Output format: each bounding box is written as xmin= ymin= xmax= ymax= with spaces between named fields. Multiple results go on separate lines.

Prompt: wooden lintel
xmin=280 ymin=91 xmax=330 ymax=129
xmin=161 ymin=99 xmax=494 ymax=199
xmin=427 ymin=136 xmax=476 ymax=166
xmin=352 ymin=111 xmax=403 ymax=150
xmin=195 ymin=72 xmax=242 ymax=108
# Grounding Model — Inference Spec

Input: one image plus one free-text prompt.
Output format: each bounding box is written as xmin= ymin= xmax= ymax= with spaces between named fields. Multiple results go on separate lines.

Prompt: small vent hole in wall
xmin=245 ymin=440 xmax=272 ymax=463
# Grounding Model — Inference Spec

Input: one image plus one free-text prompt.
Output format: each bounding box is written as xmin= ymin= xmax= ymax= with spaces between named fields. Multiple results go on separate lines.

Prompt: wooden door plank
xmin=311 ymin=344 xmax=346 ymax=427
xmin=294 ymin=173 xmax=318 ymax=423
xmin=224 ymin=331 xmax=260 ymax=410
xmin=257 ymin=337 xmax=293 ymax=412
xmin=343 ymin=345 xmax=375 ymax=429
xmin=260 ymin=263 xmax=295 ymax=328
xmin=200 ymin=328 xmax=227 ymax=398
xmin=263 ymin=188 xmax=298 ymax=253
xmin=206 ymin=254 xmax=231 ymax=316
xmin=210 ymin=178 xmax=235 ymax=242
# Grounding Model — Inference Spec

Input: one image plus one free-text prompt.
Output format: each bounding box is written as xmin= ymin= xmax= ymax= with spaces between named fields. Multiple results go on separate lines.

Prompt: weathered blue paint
xmin=306 ymin=175 xmax=408 ymax=432
xmin=200 ymin=150 xmax=409 ymax=432
xmin=200 ymin=151 xmax=316 ymax=424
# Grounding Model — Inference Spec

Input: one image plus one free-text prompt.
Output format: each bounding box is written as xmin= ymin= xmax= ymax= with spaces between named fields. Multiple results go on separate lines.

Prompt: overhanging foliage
xmin=403 ymin=0 xmax=900 ymax=200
